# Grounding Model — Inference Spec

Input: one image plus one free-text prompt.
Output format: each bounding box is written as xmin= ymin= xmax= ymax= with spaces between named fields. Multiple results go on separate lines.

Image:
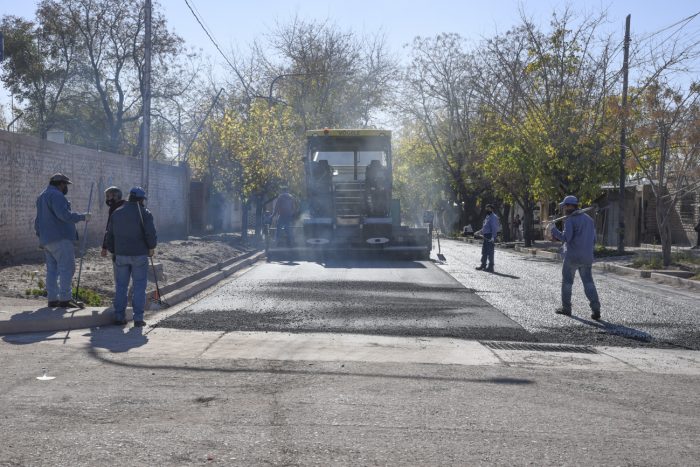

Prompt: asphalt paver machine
xmin=266 ymin=128 xmax=431 ymax=260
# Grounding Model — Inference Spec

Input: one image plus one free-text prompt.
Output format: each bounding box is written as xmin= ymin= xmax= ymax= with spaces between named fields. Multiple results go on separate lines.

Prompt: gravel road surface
xmin=159 ymin=258 xmax=532 ymax=341
xmin=437 ymin=239 xmax=700 ymax=349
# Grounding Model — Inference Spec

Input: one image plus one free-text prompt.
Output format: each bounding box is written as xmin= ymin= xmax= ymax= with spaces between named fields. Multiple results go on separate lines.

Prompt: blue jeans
xmin=562 ymin=258 xmax=600 ymax=312
xmin=480 ymin=234 xmax=494 ymax=268
xmin=44 ymin=239 xmax=75 ymax=301
xmin=114 ymin=255 xmax=149 ymax=321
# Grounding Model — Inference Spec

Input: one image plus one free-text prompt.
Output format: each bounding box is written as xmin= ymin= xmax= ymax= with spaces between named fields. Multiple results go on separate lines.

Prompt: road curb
xmin=0 ymin=251 xmax=264 ymax=335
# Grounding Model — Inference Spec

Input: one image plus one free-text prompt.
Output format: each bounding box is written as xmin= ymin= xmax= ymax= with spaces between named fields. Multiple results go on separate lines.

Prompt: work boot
xmin=58 ymin=299 xmax=85 ymax=309
xmin=475 ymin=265 xmax=486 ymax=271
xmin=133 ymin=320 xmax=146 ymax=328
xmin=485 ymin=266 xmax=494 ymax=273
xmin=591 ymin=310 xmax=601 ymax=321
xmin=48 ymin=300 xmax=60 ymax=308
xmin=114 ymin=318 xmax=128 ymax=326
xmin=555 ymin=307 xmax=572 ymax=316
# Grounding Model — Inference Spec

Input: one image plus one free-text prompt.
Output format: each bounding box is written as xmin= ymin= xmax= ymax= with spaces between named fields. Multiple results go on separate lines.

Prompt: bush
xmin=25 ymin=288 xmax=47 ymax=297
xmin=631 ymin=256 xmax=664 ymax=270
xmin=594 ymin=244 xmax=630 ymax=258
xmin=72 ymin=287 xmax=103 ymax=307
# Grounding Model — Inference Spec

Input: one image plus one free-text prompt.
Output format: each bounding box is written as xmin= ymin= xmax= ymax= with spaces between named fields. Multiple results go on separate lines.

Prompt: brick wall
xmin=0 ymin=130 xmax=188 ymax=261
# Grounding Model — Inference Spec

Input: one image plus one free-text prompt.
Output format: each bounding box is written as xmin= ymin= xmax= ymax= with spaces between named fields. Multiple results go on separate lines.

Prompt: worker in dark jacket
xmin=106 ymin=187 xmax=157 ymax=327
xmin=101 ymin=186 xmax=125 ymax=259
xmin=34 ymin=173 xmax=91 ymax=308
xmin=550 ymin=195 xmax=601 ymax=320
xmin=273 ymin=186 xmax=298 ymax=247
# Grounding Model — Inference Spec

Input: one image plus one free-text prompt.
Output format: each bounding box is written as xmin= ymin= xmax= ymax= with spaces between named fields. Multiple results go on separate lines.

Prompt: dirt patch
xmin=0 ymin=233 xmax=255 ymax=302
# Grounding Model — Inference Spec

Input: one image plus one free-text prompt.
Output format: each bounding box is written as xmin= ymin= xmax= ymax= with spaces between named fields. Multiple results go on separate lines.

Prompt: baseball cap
xmin=49 ymin=173 xmax=72 ymax=184
xmin=129 ymin=186 xmax=147 ymax=199
xmin=559 ymin=195 xmax=579 ymax=206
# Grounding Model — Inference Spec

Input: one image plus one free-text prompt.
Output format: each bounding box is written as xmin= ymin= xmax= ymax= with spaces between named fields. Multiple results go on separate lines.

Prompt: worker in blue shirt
xmin=475 ymin=204 xmax=500 ymax=272
xmin=34 ymin=173 xmax=91 ymax=309
xmin=550 ymin=195 xmax=601 ymax=320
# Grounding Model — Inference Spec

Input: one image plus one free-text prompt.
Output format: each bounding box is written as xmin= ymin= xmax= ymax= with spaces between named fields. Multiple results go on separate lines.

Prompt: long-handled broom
xmin=73 ymin=182 xmax=94 ymax=308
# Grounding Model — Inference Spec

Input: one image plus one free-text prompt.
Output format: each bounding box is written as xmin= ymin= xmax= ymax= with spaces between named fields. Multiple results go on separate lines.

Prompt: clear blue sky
xmin=1 ymin=0 xmax=699 ymax=119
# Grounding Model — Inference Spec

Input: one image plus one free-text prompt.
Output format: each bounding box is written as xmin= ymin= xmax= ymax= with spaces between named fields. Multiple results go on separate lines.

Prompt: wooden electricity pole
xmin=141 ymin=0 xmax=152 ymax=193
xmin=618 ymin=14 xmax=631 ymax=253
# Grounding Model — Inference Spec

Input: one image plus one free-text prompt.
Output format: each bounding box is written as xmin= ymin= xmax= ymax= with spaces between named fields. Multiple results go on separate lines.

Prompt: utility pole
xmin=618 ymin=14 xmax=631 ymax=254
xmin=141 ymin=0 xmax=152 ymax=193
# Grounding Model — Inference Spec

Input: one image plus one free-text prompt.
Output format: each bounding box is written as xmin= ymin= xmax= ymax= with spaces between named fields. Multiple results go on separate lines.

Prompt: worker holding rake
xmin=549 ymin=195 xmax=601 ymax=320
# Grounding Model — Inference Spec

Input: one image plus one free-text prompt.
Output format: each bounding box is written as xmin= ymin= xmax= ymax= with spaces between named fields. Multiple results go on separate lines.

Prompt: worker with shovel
xmin=105 ymin=187 xmax=157 ymax=327
xmin=549 ymin=195 xmax=601 ymax=320
xmin=34 ymin=173 xmax=92 ymax=309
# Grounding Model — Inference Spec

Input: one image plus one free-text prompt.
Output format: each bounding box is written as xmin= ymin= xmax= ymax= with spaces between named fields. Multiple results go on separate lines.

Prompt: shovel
xmin=149 ymin=256 xmax=168 ymax=308
xmin=137 ymin=202 xmax=169 ymax=308
xmin=436 ymin=228 xmax=446 ymax=262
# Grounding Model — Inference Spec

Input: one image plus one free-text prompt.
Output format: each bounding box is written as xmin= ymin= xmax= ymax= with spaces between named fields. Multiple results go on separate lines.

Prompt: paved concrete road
xmin=1 ymin=329 xmax=698 ymax=466
xmin=159 ymin=258 xmax=533 ymax=342
xmin=437 ymin=239 xmax=700 ymax=349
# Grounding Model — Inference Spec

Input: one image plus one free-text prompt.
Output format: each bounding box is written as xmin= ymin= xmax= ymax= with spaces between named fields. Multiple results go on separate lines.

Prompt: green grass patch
xmin=72 ymin=287 xmax=103 ymax=307
xmin=631 ymin=256 xmax=664 ymax=270
xmin=594 ymin=244 xmax=630 ymax=258
xmin=25 ymin=288 xmax=47 ymax=297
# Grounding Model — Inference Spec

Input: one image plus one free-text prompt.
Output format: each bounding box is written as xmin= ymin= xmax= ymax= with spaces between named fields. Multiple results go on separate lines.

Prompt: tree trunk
xmin=241 ymin=199 xmax=250 ymax=242
xmin=520 ymin=195 xmax=535 ymax=247
xmin=502 ymin=204 xmax=511 ymax=242
xmin=254 ymin=194 xmax=263 ymax=239
xmin=656 ymin=198 xmax=673 ymax=267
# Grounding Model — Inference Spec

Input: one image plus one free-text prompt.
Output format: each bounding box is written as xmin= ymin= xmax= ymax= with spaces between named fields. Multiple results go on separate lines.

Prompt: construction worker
xmin=101 ymin=186 xmax=125 ymax=259
xmin=105 ymin=187 xmax=157 ymax=327
xmin=475 ymin=204 xmax=499 ymax=272
xmin=693 ymin=218 xmax=700 ymax=249
xmin=550 ymin=195 xmax=601 ymax=320
xmin=34 ymin=173 xmax=91 ymax=309
xmin=272 ymin=186 xmax=298 ymax=247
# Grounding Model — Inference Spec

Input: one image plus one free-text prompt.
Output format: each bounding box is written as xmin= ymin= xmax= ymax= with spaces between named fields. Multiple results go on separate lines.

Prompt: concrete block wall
xmin=0 ymin=130 xmax=188 ymax=261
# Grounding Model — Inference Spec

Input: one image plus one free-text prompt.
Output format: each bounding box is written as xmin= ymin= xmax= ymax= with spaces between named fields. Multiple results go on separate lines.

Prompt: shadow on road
xmin=87 ymin=325 xmax=149 ymax=353
xmin=318 ymin=259 xmax=427 ymax=269
xmin=487 ymin=271 xmax=520 ymax=279
xmin=570 ymin=316 xmax=653 ymax=342
xmin=85 ymin=347 xmax=534 ymax=385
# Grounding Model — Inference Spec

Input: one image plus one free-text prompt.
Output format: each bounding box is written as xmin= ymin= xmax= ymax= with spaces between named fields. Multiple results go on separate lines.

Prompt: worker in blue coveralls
xmin=549 ymin=195 xmax=601 ymax=320
xmin=34 ymin=173 xmax=91 ymax=309
xmin=106 ymin=187 xmax=157 ymax=327
xmin=475 ymin=204 xmax=499 ymax=273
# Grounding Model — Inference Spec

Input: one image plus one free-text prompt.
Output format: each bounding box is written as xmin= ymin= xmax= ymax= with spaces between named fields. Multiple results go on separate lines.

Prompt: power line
xmin=182 ymin=0 xmax=252 ymax=96
xmin=637 ymin=10 xmax=700 ymax=41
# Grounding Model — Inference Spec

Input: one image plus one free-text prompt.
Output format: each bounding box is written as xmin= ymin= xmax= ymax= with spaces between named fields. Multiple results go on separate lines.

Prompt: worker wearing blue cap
xmin=549 ymin=195 xmax=601 ymax=320
xmin=105 ymin=186 xmax=158 ymax=327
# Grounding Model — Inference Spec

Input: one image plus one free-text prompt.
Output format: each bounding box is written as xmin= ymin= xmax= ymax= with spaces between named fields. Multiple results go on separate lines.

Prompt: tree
xmin=393 ymin=122 xmax=444 ymax=227
xmin=0 ymin=11 xmax=79 ymax=138
xmin=399 ymin=33 xmax=490 ymax=233
xmin=190 ymin=99 xmax=303 ymax=240
xmin=261 ymin=17 xmax=398 ymax=130
xmin=628 ymin=81 xmax=700 ymax=266
xmin=476 ymin=10 xmax=619 ymax=245
xmin=1 ymin=0 xmax=192 ymax=155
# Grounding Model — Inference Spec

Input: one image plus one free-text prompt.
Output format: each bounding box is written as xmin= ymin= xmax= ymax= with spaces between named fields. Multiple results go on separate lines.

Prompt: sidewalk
xmin=5 ymin=326 xmax=698 ymax=376
xmin=0 ymin=251 xmax=264 ymax=335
